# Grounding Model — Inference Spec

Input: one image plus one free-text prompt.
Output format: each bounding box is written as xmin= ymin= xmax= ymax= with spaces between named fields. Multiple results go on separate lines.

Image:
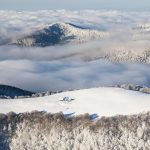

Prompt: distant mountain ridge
xmin=12 ymin=23 xmax=109 ymax=47
xmin=0 ymin=84 xmax=34 ymax=98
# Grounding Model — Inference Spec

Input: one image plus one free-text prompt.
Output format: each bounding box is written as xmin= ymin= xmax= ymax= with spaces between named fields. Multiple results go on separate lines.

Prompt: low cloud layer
xmin=0 ymin=10 xmax=150 ymax=41
xmin=0 ymin=10 xmax=150 ymax=91
xmin=0 ymin=59 xmax=150 ymax=92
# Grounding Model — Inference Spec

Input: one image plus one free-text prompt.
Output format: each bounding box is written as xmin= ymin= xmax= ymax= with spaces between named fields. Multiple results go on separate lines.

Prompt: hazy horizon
xmin=1 ymin=0 xmax=150 ymax=11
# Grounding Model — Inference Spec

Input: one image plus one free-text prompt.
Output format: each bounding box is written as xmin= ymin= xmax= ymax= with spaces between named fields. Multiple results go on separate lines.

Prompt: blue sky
xmin=0 ymin=0 xmax=150 ymax=11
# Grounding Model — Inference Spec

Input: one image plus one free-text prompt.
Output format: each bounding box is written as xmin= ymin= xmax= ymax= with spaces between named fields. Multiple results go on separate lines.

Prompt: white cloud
xmin=0 ymin=10 xmax=150 ymax=92
xmin=0 ymin=59 xmax=149 ymax=92
xmin=0 ymin=10 xmax=150 ymax=39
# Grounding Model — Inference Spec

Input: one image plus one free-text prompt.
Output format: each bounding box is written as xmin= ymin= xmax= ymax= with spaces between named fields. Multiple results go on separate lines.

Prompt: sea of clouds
xmin=0 ymin=59 xmax=150 ymax=92
xmin=1 ymin=10 xmax=150 ymax=41
xmin=0 ymin=10 xmax=150 ymax=92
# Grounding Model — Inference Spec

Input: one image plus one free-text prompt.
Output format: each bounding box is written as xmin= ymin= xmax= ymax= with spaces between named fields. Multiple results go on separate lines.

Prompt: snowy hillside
xmin=0 ymin=86 xmax=150 ymax=149
xmin=0 ymin=87 xmax=149 ymax=116
xmin=13 ymin=23 xmax=109 ymax=47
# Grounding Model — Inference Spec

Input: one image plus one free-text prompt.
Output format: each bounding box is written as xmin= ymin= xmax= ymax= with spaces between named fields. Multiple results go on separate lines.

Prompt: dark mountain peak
xmin=0 ymin=84 xmax=34 ymax=98
xmin=13 ymin=23 xmax=75 ymax=47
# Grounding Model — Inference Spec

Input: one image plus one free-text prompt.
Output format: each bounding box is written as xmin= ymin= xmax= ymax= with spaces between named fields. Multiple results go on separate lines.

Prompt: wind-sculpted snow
xmin=0 ymin=111 xmax=149 ymax=150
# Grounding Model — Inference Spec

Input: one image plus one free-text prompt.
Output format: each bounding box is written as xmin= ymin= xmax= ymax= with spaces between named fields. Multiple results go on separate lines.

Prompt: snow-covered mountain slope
xmin=0 ymin=84 xmax=34 ymax=98
xmin=59 ymin=41 xmax=150 ymax=63
xmin=86 ymin=44 xmax=150 ymax=63
xmin=12 ymin=23 xmax=109 ymax=47
xmin=133 ymin=23 xmax=150 ymax=32
xmin=0 ymin=87 xmax=149 ymax=116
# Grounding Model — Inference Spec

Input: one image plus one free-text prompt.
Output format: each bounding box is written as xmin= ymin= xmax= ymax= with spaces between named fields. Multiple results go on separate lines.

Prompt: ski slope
xmin=0 ymin=87 xmax=150 ymax=116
